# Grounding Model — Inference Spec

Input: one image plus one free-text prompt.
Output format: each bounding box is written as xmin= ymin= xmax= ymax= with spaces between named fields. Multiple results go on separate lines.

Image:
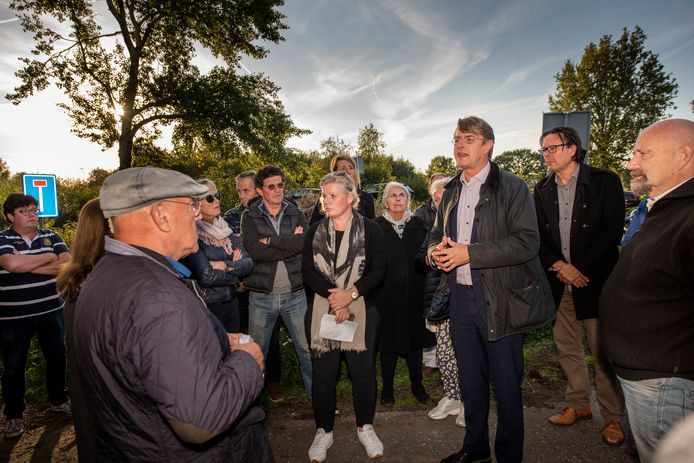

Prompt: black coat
xmin=414 ymin=200 xmax=440 ymax=311
xmin=376 ymin=215 xmax=435 ymax=353
xmin=534 ymin=163 xmax=625 ymax=320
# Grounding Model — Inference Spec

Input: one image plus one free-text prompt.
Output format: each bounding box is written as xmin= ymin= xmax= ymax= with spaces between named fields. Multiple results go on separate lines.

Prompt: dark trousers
xmin=380 ymin=349 xmax=424 ymax=395
xmin=208 ymin=299 xmax=241 ymax=333
xmin=450 ymin=284 xmax=524 ymax=463
xmin=0 ymin=309 xmax=68 ymax=419
xmin=312 ymin=308 xmax=379 ymax=432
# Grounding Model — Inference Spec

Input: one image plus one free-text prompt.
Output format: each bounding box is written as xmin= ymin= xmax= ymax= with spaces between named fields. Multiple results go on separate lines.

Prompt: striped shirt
xmin=0 ymin=227 xmax=68 ymax=320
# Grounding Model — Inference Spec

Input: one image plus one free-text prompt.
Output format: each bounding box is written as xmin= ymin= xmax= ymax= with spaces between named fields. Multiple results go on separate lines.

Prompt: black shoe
xmin=381 ymin=392 xmax=394 ymax=407
xmin=413 ymin=388 xmax=431 ymax=405
xmin=441 ymin=448 xmax=492 ymax=463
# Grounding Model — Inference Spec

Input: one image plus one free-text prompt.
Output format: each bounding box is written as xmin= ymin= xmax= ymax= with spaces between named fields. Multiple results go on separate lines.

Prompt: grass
xmin=14 ymin=320 xmax=565 ymax=412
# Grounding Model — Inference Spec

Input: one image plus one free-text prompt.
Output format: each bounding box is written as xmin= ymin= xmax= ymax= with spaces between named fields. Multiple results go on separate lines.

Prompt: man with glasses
xmin=241 ymin=165 xmax=313 ymax=400
xmin=0 ymin=193 xmax=71 ymax=438
xmin=428 ymin=116 xmax=554 ymax=463
xmin=74 ymin=167 xmax=272 ymax=462
xmin=534 ymin=127 xmax=626 ymax=446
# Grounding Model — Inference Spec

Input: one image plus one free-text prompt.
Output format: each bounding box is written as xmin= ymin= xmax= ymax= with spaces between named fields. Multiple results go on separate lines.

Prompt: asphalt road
xmin=266 ymin=406 xmax=635 ymax=463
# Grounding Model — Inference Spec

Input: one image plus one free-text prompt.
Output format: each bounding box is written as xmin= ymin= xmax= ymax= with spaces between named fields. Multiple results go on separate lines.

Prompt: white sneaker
xmin=4 ymin=418 xmax=24 ymax=438
xmin=427 ymin=397 xmax=461 ymax=420
xmin=455 ymin=404 xmax=466 ymax=427
xmin=308 ymin=428 xmax=333 ymax=462
xmin=49 ymin=399 xmax=72 ymax=414
xmin=357 ymin=424 xmax=384 ymax=459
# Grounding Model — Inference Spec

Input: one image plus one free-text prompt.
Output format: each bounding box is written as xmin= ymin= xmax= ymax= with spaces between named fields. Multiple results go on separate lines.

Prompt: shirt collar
xmin=460 ymin=160 xmax=491 ymax=187
xmin=165 ymin=256 xmax=192 ymax=277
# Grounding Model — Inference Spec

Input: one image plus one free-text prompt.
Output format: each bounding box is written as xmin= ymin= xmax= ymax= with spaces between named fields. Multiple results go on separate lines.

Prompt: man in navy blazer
xmin=533 ymin=126 xmax=625 ymax=446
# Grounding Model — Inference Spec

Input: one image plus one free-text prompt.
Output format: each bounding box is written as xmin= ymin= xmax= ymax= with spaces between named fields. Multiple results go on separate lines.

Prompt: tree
xmin=425 ymin=155 xmax=457 ymax=178
xmin=493 ymin=148 xmax=547 ymax=188
xmin=357 ymin=123 xmax=386 ymax=162
xmin=7 ymin=0 xmax=304 ymax=169
xmin=548 ymin=26 xmax=678 ymax=173
xmin=320 ymin=136 xmax=353 ymax=158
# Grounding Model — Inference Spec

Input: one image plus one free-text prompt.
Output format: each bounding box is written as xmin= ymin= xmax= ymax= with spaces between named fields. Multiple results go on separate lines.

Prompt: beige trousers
xmin=553 ymin=288 xmax=623 ymax=421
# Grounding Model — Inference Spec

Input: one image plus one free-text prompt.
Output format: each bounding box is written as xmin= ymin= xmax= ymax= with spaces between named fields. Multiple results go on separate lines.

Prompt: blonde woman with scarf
xmin=302 ymin=172 xmax=386 ymax=462
xmin=181 ymin=179 xmax=253 ymax=332
xmin=375 ymin=181 xmax=435 ymax=407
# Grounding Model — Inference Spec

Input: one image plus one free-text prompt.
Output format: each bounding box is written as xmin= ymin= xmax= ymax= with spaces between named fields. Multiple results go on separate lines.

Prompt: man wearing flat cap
xmin=73 ymin=167 xmax=274 ymax=462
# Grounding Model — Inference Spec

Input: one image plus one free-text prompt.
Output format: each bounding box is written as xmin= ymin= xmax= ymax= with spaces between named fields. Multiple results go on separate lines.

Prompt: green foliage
xmin=7 ymin=0 xmax=303 ymax=169
xmin=357 ymin=123 xmax=386 ymax=162
xmin=425 ymin=155 xmax=457 ymax=178
xmin=548 ymin=26 xmax=678 ymax=174
xmin=493 ymin=148 xmax=547 ymax=188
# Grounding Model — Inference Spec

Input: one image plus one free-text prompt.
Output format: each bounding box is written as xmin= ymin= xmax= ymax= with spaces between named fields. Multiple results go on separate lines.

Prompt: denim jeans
xmin=0 ymin=309 xmax=68 ymax=419
xmin=249 ymin=290 xmax=312 ymax=399
xmin=619 ymin=376 xmax=694 ymax=463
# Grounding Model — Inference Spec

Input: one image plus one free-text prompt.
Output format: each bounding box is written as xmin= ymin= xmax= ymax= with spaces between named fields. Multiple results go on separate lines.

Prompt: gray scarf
xmin=310 ymin=213 xmax=366 ymax=353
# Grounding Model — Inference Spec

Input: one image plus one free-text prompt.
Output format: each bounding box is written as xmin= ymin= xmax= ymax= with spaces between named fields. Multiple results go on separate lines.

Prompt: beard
xmin=629 ymin=169 xmax=652 ymax=196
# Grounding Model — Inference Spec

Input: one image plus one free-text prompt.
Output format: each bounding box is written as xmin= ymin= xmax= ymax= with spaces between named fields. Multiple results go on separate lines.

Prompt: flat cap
xmin=100 ymin=167 xmax=208 ymax=218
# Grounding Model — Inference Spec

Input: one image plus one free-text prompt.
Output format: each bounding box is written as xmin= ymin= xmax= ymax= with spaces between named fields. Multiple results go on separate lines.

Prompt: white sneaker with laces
xmin=455 ymin=404 xmax=466 ymax=427
xmin=427 ymin=397 xmax=461 ymax=420
xmin=357 ymin=424 xmax=384 ymax=459
xmin=49 ymin=399 xmax=72 ymax=414
xmin=4 ymin=418 xmax=24 ymax=438
xmin=308 ymin=428 xmax=333 ymax=462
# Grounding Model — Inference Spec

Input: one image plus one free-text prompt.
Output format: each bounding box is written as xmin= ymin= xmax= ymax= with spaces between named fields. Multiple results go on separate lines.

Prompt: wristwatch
xmin=350 ymin=289 xmax=359 ymax=300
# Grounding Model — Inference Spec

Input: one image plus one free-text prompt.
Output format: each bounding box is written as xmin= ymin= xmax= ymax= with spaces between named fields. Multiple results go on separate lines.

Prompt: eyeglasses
xmin=14 ymin=207 xmax=39 ymax=216
xmin=452 ymin=135 xmax=483 ymax=145
xmin=263 ymin=182 xmax=284 ymax=191
xmin=204 ymin=192 xmax=221 ymax=203
xmin=539 ymin=144 xmax=567 ymax=155
xmin=387 ymin=192 xmax=407 ymax=200
xmin=161 ymin=199 xmax=201 ymax=216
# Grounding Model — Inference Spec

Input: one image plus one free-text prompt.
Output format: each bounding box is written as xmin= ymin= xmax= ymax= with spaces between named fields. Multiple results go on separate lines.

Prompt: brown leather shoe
xmin=601 ymin=420 xmax=625 ymax=446
xmin=548 ymin=406 xmax=593 ymax=425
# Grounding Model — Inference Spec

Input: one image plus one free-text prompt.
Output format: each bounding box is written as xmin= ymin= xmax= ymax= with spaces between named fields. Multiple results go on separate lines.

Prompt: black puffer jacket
xmin=414 ymin=200 xmax=441 ymax=312
xmin=241 ymin=199 xmax=307 ymax=293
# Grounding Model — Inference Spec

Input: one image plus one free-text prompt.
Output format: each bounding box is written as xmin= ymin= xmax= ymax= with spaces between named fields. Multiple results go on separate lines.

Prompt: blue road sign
xmin=22 ymin=174 xmax=59 ymax=218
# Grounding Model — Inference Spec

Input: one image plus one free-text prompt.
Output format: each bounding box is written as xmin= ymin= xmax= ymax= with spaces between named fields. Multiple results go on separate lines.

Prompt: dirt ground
xmin=0 ymin=366 xmax=636 ymax=463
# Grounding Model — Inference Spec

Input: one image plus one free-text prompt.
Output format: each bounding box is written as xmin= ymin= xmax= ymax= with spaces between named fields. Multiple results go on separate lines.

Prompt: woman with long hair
xmin=181 ymin=179 xmax=252 ymax=332
xmin=376 ymin=182 xmax=435 ymax=407
xmin=302 ymin=172 xmax=386 ymax=462
xmin=309 ymin=154 xmax=376 ymax=224
xmin=57 ymin=197 xmax=109 ymax=463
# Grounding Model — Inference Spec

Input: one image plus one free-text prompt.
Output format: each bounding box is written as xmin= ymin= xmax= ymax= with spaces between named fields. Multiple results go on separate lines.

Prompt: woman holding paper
xmin=302 ymin=171 xmax=387 ymax=462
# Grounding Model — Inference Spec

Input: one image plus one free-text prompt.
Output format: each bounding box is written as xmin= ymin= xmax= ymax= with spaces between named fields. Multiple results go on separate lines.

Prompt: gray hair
xmin=235 ymin=171 xmax=255 ymax=183
xmin=319 ymin=171 xmax=360 ymax=211
xmin=456 ymin=116 xmax=495 ymax=157
xmin=429 ymin=177 xmax=450 ymax=196
xmin=197 ymin=178 xmax=217 ymax=191
xmin=382 ymin=181 xmax=411 ymax=210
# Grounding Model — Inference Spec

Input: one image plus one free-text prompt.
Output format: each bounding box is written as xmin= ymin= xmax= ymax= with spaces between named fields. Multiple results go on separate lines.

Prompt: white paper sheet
xmin=319 ymin=314 xmax=358 ymax=342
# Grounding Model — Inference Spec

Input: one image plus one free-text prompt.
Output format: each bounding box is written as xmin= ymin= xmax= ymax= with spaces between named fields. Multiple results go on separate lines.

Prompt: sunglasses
xmin=264 ymin=182 xmax=284 ymax=191
xmin=204 ymin=192 xmax=221 ymax=203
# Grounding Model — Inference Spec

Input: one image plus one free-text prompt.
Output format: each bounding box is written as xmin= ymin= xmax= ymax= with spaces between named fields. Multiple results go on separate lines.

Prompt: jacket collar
xmin=444 ymin=160 xmax=502 ymax=193
xmin=538 ymin=162 xmax=589 ymax=192
xmin=104 ymin=236 xmax=183 ymax=279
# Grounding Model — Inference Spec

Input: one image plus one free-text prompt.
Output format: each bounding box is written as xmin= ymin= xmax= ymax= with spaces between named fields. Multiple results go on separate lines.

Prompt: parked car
xmin=291 ymin=187 xmax=321 ymax=199
xmin=624 ymin=191 xmax=640 ymax=208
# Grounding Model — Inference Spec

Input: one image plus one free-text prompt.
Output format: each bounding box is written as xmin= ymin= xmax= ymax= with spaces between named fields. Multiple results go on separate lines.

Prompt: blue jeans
xmin=0 ymin=309 xmax=68 ymax=418
xmin=619 ymin=376 xmax=694 ymax=463
xmin=249 ymin=290 xmax=312 ymax=399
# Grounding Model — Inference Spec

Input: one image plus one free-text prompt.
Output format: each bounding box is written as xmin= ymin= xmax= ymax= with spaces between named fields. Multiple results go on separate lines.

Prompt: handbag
xmin=424 ymin=274 xmax=450 ymax=321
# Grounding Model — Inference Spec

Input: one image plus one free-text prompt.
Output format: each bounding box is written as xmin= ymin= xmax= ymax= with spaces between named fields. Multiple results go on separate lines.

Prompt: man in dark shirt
xmin=600 ymin=119 xmax=694 ymax=463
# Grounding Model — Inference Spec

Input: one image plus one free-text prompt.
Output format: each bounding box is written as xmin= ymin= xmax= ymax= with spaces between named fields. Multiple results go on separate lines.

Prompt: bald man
xmin=600 ymin=119 xmax=694 ymax=463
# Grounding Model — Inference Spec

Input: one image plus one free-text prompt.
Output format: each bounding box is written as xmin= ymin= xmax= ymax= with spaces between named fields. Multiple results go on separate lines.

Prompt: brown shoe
xmin=548 ymin=406 xmax=593 ymax=425
xmin=265 ymin=382 xmax=284 ymax=402
xmin=601 ymin=420 xmax=625 ymax=446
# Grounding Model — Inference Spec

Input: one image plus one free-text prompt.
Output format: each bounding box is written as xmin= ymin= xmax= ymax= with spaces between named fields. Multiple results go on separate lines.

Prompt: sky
xmin=0 ymin=0 xmax=693 ymax=179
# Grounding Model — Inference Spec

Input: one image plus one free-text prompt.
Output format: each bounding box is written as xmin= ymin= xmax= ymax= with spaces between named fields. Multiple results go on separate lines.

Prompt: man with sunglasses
xmin=0 ymin=193 xmax=72 ymax=438
xmin=533 ymin=126 xmax=625 ymax=446
xmin=241 ymin=165 xmax=313 ymax=400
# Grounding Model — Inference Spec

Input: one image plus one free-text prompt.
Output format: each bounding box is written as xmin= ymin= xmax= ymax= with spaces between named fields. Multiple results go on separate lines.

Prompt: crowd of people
xmin=0 ymin=116 xmax=691 ymax=463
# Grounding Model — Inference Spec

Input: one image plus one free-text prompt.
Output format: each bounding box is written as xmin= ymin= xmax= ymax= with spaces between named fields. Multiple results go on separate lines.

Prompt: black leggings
xmin=311 ymin=308 xmax=380 ymax=432
xmin=380 ymin=349 xmax=424 ymax=395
